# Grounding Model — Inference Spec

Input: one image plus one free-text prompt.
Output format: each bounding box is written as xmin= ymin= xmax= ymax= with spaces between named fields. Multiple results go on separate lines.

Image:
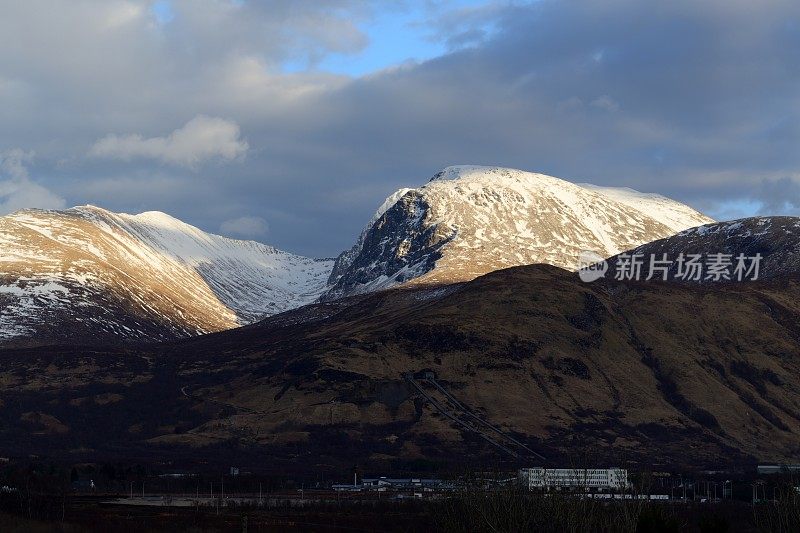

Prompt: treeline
xmin=432 ymin=484 xmax=800 ymax=532
xmin=0 ymin=462 xmax=70 ymax=522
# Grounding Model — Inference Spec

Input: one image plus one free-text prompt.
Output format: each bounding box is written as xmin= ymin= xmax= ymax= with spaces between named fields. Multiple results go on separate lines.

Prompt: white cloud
xmin=220 ymin=216 xmax=269 ymax=238
xmin=0 ymin=149 xmax=66 ymax=215
xmin=89 ymin=115 xmax=248 ymax=168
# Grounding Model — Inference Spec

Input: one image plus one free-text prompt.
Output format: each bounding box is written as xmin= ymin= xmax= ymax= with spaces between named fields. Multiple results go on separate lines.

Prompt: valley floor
xmin=0 ymin=493 xmax=777 ymax=532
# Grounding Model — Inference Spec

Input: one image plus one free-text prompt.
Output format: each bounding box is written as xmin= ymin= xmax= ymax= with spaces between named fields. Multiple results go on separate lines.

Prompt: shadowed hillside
xmin=1 ymin=264 xmax=799 ymax=471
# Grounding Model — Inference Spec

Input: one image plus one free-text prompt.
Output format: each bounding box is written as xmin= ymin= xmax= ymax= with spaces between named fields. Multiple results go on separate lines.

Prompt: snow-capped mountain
xmin=325 ymin=165 xmax=713 ymax=299
xmin=0 ymin=205 xmax=332 ymax=345
xmin=0 ymin=165 xmax=714 ymax=345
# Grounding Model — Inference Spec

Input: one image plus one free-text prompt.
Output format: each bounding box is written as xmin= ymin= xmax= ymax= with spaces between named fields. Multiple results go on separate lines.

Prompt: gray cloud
xmin=0 ymin=0 xmax=798 ymax=256
xmin=0 ymin=148 xmax=34 ymax=180
xmin=758 ymin=176 xmax=800 ymax=215
xmin=590 ymin=96 xmax=619 ymax=113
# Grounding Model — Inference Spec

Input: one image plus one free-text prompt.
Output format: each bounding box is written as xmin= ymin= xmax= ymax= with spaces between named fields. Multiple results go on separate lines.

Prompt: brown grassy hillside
xmin=1 ymin=264 xmax=798 ymax=471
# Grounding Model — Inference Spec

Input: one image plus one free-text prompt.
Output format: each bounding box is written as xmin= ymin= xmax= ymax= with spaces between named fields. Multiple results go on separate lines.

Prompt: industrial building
xmin=518 ymin=468 xmax=629 ymax=491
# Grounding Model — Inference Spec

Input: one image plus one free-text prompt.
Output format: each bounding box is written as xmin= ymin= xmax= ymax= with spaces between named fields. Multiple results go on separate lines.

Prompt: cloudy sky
xmin=1 ymin=0 xmax=798 ymax=257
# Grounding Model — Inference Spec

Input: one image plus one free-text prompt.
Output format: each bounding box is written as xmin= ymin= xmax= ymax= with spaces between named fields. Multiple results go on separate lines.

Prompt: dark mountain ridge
xmin=2 ymin=263 xmax=799 ymax=472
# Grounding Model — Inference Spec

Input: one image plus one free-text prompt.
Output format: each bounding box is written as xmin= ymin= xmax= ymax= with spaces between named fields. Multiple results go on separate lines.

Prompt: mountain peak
xmin=429 ymin=165 xmax=493 ymax=181
xmin=428 ymin=165 xmax=550 ymax=183
xmin=325 ymin=165 xmax=714 ymax=299
xmin=0 ymin=205 xmax=333 ymax=345
xmin=128 ymin=209 xmax=184 ymax=224
xmin=73 ymin=205 xmax=186 ymax=228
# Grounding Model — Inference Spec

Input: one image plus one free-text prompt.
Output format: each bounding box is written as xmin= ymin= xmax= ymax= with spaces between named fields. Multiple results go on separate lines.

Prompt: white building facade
xmin=518 ymin=468 xmax=629 ymax=491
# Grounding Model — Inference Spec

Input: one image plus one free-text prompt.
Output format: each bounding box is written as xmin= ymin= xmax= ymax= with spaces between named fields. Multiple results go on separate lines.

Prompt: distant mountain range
xmin=2 ymin=165 xmax=800 ymax=471
xmin=0 ymin=165 xmax=715 ymax=345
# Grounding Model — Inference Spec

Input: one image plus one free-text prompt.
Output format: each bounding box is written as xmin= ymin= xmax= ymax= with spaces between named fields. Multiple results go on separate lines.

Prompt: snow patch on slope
xmin=578 ymin=184 xmax=707 ymax=234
